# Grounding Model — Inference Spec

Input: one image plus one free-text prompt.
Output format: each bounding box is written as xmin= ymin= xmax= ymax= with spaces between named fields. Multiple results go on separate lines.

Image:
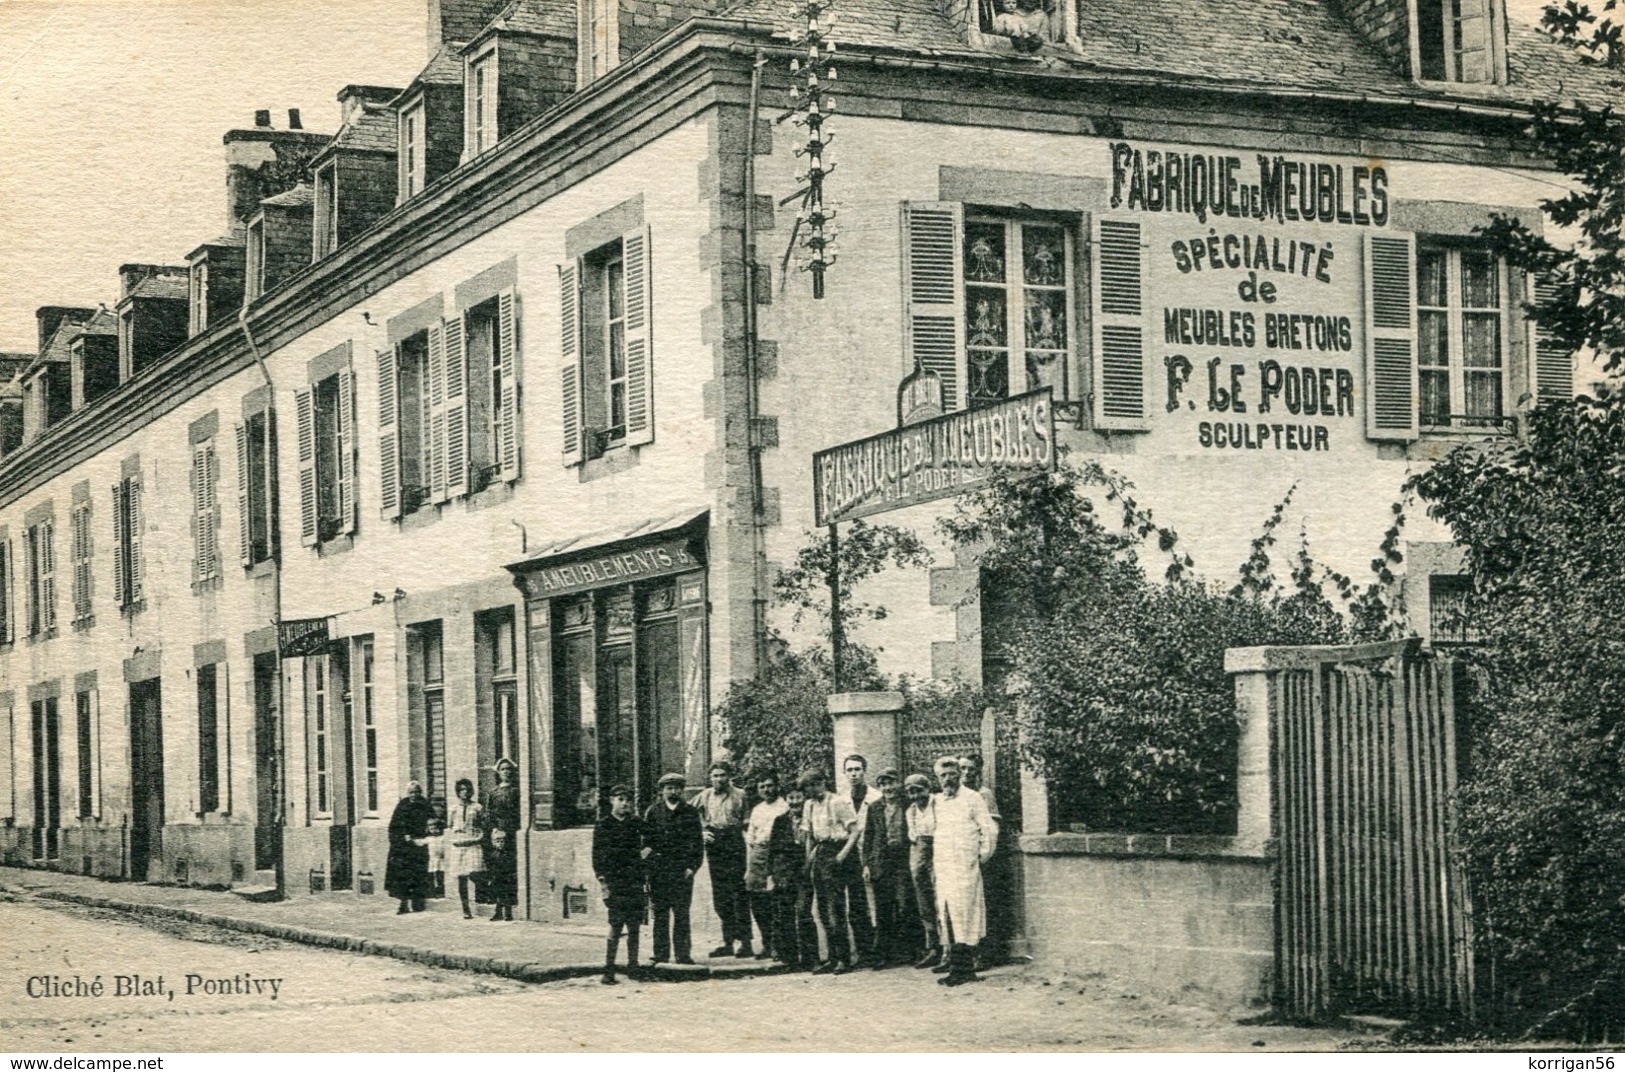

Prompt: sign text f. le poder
xmin=1109 ymin=140 xmax=1388 ymax=454
xmin=814 ymin=388 xmax=1056 ymax=528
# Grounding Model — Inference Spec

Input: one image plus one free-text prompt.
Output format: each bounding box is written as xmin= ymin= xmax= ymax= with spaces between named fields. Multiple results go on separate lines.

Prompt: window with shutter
xmin=1415 ymin=241 xmax=1509 ymax=431
xmin=377 ymin=349 xmax=402 ymax=520
xmin=565 ymin=231 xmax=657 ymax=461
xmin=302 ymin=365 xmax=358 ymax=545
xmin=621 ymin=226 xmax=654 ymax=447
xmin=191 ymin=443 xmax=221 ymax=584
xmin=1416 ymin=0 xmax=1504 ymax=83
xmin=428 ymin=323 xmax=448 ymax=502
xmin=462 ymin=292 xmax=523 ymax=489
xmin=237 ymin=410 xmax=275 ymax=565
xmin=0 ymin=537 xmax=12 ymax=644
xmin=1092 ymin=216 xmax=1149 ymax=431
xmin=37 ymin=521 xmax=55 ymax=634
xmin=127 ymin=479 xmax=143 ymax=603
xmin=1364 ymin=232 xmax=1421 ymax=441
xmin=497 ymin=288 xmax=521 ymax=481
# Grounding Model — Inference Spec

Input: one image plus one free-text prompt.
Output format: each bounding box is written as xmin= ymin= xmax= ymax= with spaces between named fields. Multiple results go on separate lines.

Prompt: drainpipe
xmin=239 ymin=307 xmax=287 ymax=894
xmin=743 ymin=49 xmax=770 ymax=676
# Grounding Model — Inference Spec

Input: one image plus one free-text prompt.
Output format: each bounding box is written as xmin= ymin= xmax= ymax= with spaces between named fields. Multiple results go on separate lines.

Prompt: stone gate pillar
xmin=828 ymin=691 xmax=903 ymax=787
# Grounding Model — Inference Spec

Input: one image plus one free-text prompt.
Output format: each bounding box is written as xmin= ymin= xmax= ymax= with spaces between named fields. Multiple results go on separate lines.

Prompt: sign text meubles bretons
xmin=814 ymin=388 xmax=1056 ymax=527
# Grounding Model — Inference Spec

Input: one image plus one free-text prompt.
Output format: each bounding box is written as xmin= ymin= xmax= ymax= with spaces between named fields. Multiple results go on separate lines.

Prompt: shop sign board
xmin=278 ymin=617 xmax=332 ymax=657
xmin=523 ymin=537 xmax=700 ymax=599
xmin=814 ymin=387 xmax=1056 ymax=527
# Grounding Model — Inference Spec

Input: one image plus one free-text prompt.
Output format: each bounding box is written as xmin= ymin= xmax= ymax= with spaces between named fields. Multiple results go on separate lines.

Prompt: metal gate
xmin=899 ymin=702 xmax=984 ymax=783
xmin=1271 ymin=640 xmax=1475 ymax=1021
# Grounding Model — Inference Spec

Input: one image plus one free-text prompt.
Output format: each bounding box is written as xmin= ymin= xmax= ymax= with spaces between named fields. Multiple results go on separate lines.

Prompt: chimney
xmin=336 ymin=84 xmax=404 ymax=128
xmin=425 ymin=0 xmax=511 ymax=57
xmin=35 ymin=305 xmax=96 ymax=355
xmin=223 ymin=111 xmax=331 ymax=231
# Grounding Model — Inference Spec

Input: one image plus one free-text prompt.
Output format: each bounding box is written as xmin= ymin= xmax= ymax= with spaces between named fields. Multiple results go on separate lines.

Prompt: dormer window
xmin=313 ymin=163 xmax=339 ymax=260
xmin=401 ymin=101 xmax=425 ymax=199
xmin=580 ymin=0 xmax=620 ymax=81
xmin=245 ymin=219 xmax=266 ymax=303
xmin=1416 ymin=0 xmax=1506 ymax=83
xmin=468 ymin=52 xmax=497 ymax=157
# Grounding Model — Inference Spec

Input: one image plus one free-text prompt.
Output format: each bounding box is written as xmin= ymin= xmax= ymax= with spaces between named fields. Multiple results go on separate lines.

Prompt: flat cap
xmin=903 ymin=773 xmax=932 ymax=790
xmin=656 ymin=772 xmax=687 ymax=788
xmin=608 ymin=784 xmax=634 ymax=799
xmin=874 ymin=767 xmax=901 ymax=784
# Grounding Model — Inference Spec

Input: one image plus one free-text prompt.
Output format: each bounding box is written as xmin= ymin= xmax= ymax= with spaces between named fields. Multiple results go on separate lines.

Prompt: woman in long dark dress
xmin=385 ymin=780 xmax=436 ymax=914
xmin=481 ymin=758 xmax=521 ymax=921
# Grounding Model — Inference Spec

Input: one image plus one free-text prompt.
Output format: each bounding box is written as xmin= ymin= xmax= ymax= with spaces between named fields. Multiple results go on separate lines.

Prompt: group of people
xmin=384 ymin=756 xmax=523 ymax=921
xmin=591 ymin=752 xmax=1000 ymax=987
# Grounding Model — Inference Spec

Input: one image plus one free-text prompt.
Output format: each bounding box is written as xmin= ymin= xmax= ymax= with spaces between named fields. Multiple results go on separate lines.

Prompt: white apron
xmin=930 ymin=788 xmax=997 ymax=945
xmin=445 ymin=801 xmax=486 ymax=877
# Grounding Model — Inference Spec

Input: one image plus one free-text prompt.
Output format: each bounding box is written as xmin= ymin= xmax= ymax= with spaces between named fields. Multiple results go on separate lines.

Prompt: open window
xmin=560 ymin=228 xmax=654 ymax=464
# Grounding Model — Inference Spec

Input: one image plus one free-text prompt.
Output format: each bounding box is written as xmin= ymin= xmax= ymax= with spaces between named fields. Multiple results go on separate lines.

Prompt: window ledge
xmin=316 ymin=535 xmax=354 ymax=558
xmin=249 ymin=558 xmax=278 ymax=580
xmin=120 ymin=599 xmax=148 ymax=620
xmin=191 ymin=575 xmax=225 ymax=597
xmin=72 ymin=616 xmax=95 ymax=633
xmin=399 ymin=504 xmax=441 ymax=533
xmin=577 ymin=444 xmax=641 ymax=484
xmin=465 ymin=477 xmax=515 ymax=512
xmin=26 ymin=629 xmax=59 ymax=645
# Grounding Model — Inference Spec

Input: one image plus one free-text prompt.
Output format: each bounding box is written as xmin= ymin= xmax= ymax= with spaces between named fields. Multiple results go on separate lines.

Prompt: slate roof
xmin=723 ymin=0 xmax=1619 ymax=107
xmin=475 ymin=0 xmax=576 ymax=43
xmin=726 ymin=0 xmax=971 ymax=52
xmin=126 ymin=274 xmax=188 ymax=302
xmin=77 ymin=309 xmax=118 ymax=336
xmin=397 ymin=43 xmax=468 ymax=103
xmin=262 ymin=183 xmax=315 ymax=209
xmin=325 ymin=102 xmax=399 ymax=154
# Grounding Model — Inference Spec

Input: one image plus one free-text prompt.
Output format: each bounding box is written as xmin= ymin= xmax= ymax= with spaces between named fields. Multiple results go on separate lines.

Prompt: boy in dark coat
xmin=593 ymin=784 xmax=647 ymax=985
xmin=643 ymin=771 xmax=704 ymax=965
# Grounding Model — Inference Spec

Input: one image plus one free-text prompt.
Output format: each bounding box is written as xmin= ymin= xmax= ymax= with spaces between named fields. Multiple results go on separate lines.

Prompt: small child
xmin=422 ymin=816 xmax=447 ymax=899
xmin=592 ymin=784 xmax=647 ymax=985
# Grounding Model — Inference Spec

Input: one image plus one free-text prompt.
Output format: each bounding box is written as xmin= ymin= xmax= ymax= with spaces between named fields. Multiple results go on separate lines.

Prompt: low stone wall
xmin=1019 ymin=833 xmax=1273 ymax=1007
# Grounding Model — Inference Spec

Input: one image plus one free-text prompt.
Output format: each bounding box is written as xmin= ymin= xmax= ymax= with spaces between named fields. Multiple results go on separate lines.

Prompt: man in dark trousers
xmin=775 ymin=781 xmax=820 ymax=970
xmin=860 ymin=768 xmax=918 ymax=967
xmin=800 ymin=767 xmax=860 ymax=974
xmin=695 ymin=760 xmax=752 ymax=957
xmin=592 ymin=784 xmax=646 ymax=985
xmin=839 ymin=753 xmax=882 ymax=964
xmin=643 ymin=771 xmax=703 ymax=966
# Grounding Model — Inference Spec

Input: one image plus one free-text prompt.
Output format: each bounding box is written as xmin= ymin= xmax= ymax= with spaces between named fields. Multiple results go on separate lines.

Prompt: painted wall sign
xmin=278 ymin=617 xmax=331 ymax=657
xmin=814 ymin=387 xmax=1056 ymax=527
xmin=1110 ymin=140 xmax=1387 ymax=455
xmin=523 ymin=537 xmax=699 ymax=599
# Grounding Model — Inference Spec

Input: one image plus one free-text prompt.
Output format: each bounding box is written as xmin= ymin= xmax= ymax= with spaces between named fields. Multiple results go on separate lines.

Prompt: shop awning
xmin=504 ymin=506 xmax=709 ymax=599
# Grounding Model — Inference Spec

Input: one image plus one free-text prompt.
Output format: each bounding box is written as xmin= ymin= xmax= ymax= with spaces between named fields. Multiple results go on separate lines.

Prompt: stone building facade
xmin=0 ymin=0 xmax=1606 ymax=964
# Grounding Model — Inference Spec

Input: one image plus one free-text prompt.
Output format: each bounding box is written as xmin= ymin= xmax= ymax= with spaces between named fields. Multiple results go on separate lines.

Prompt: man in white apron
xmin=930 ymin=755 xmax=998 ymax=986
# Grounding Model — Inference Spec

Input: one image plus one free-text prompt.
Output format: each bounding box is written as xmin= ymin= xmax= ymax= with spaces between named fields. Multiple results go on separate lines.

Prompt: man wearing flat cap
xmin=644 ymin=772 xmax=704 ymax=965
xmin=904 ymin=773 xmax=942 ymax=968
xmin=860 ymin=767 xmax=917 ymax=967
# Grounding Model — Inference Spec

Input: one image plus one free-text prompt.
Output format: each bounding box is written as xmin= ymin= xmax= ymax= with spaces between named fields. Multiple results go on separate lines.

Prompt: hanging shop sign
xmin=814 ymin=387 xmax=1056 ymax=527
xmin=278 ymin=617 xmax=332 ymax=658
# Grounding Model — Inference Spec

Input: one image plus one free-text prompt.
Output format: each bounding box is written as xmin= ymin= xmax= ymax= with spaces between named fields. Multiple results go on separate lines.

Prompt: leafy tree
xmin=1404 ymin=0 xmax=1625 ymax=1039
xmin=772 ymin=518 xmax=933 ymax=637
xmin=940 ymin=462 xmax=1383 ymax=834
xmin=1411 ymin=394 xmax=1625 ymax=1039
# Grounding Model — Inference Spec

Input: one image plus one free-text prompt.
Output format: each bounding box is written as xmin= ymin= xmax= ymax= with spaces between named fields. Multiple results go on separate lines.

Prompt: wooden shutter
xmin=901 ymin=202 xmax=965 ymax=410
xmin=377 ymin=349 xmax=402 ymax=520
xmin=235 ymin=422 xmax=253 ymax=565
xmin=0 ymin=698 xmax=11 ymax=820
xmin=217 ymin=664 xmax=232 ymax=815
xmin=127 ymin=479 xmax=143 ymax=602
xmin=337 ymin=366 xmax=356 ymax=535
xmin=443 ymin=314 xmax=469 ymax=498
xmin=622 ymin=226 xmax=655 ymax=447
xmin=72 ymin=506 xmax=90 ymax=620
xmin=559 ymin=262 xmax=584 ymax=466
xmin=39 ymin=520 xmax=55 ymax=633
xmin=111 ymin=484 xmax=127 ymax=606
xmin=1530 ymin=272 xmax=1573 ymax=406
xmin=295 ymin=387 xmax=318 ymax=546
xmin=204 ymin=447 xmax=219 ymax=578
xmin=191 ymin=446 xmax=207 ymax=582
xmin=1091 ymin=216 xmax=1149 ymax=431
xmin=428 ymin=322 xmax=448 ymax=502
xmin=0 ymin=538 xmax=10 ymax=643
xmin=497 ymin=288 xmax=521 ymax=481
xmin=1364 ymin=232 xmax=1420 ymax=441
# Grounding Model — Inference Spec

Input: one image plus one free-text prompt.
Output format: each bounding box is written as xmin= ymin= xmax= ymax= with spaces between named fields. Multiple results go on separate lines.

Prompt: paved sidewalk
xmin=0 ymin=865 xmax=767 ymax=985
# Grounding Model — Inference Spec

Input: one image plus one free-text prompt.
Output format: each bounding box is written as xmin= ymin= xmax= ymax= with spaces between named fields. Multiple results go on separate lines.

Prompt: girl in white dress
xmin=447 ymin=778 xmax=487 ymax=919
